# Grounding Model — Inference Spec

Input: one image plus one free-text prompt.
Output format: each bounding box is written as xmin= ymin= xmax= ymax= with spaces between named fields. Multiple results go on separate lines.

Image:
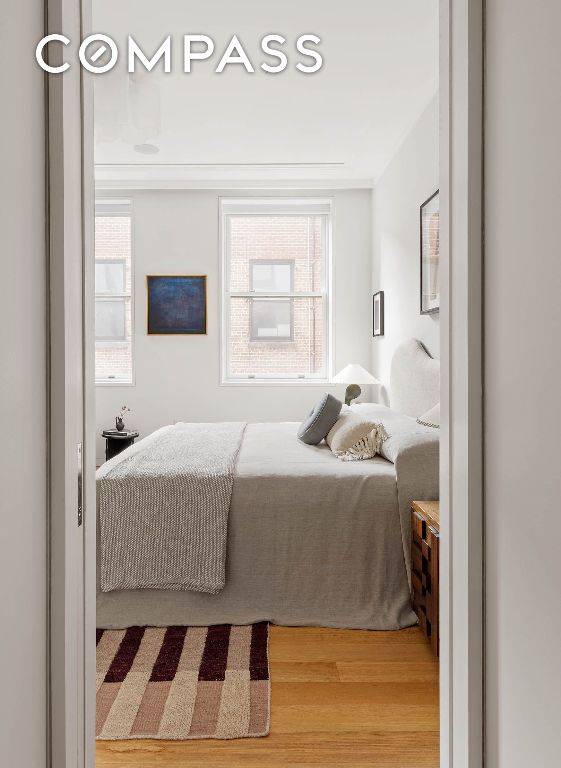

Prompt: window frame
xmin=94 ymin=199 xmax=135 ymax=386
xmin=220 ymin=197 xmax=332 ymax=384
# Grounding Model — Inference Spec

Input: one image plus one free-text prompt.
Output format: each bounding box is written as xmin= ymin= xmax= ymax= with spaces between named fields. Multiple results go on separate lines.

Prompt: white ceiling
xmin=93 ymin=0 xmax=438 ymax=184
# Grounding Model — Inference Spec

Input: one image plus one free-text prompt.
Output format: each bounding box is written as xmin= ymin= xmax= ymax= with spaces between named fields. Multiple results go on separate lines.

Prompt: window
xmin=250 ymin=298 xmax=293 ymax=341
xmin=221 ymin=198 xmax=331 ymax=382
xmin=95 ymin=201 xmax=134 ymax=384
xmin=250 ymin=260 xmax=294 ymax=340
xmin=95 ymin=296 xmax=127 ymax=341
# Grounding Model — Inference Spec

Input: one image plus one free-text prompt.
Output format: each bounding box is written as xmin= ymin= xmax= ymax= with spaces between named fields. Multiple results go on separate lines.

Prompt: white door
xmin=47 ymin=0 xmax=95 ymax=765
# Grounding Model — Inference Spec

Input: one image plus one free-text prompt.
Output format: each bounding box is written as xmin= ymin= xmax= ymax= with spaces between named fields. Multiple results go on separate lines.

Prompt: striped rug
xmin=96 ymin=623 xmax=270 ymax=740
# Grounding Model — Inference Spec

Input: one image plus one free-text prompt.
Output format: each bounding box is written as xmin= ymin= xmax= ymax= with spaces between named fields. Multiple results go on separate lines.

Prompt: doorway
xmin=45 ymin=2 xmax=484 ymax=766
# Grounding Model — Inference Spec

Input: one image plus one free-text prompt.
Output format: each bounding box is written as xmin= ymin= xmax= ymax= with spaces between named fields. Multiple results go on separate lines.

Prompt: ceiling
xmin=93 ymin=0 xmax=438 ymax=184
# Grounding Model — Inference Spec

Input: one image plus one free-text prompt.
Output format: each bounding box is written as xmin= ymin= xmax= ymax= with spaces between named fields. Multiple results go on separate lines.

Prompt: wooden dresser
xmin=411 ymin=500 xmax=440 ymax=656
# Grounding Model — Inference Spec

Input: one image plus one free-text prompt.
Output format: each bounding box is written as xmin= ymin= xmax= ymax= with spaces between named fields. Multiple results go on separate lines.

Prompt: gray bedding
xmin=97 ymin=409 xmax=438 ymax=631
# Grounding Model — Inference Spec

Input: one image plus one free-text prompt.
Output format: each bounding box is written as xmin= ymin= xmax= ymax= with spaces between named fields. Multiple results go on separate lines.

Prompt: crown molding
xmin=94 ymin=163 xmax=375 ymax=190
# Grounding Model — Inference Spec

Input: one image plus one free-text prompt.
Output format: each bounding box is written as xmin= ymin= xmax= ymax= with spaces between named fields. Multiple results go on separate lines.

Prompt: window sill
xmin=95 ymin=380 xmax=135 ymax=387
xmin=221 ymin=379 xmax=334 ymax=387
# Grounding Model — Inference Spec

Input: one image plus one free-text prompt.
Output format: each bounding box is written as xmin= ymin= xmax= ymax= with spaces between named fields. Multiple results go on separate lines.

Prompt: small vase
xmin=115 ymin=417 xmax=125 ymax=432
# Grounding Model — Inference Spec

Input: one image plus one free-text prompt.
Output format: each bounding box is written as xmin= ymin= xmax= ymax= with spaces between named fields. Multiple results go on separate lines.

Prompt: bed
xmin=96 ymin=339 xmax=439 ymax=631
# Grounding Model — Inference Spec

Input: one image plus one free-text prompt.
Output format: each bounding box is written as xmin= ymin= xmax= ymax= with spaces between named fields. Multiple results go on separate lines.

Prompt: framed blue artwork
xmin=147 ymin=275 xmax=207 ymax=335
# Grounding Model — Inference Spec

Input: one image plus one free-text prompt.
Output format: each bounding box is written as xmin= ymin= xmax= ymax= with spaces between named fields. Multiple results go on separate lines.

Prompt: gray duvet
xmin=97 ymin=409 xmax=438 ymax=631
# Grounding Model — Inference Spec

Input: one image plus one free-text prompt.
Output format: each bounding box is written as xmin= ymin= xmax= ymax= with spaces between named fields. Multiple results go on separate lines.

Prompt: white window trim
xmin=94 ymin=199 xmax=136 ymax=386
xmin=220 ymin=197 xmax=333 ymax=385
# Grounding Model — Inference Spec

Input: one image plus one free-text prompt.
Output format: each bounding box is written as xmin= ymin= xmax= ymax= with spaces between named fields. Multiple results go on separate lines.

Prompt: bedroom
xmin=92 ymin=1 xmax=441 ymax=765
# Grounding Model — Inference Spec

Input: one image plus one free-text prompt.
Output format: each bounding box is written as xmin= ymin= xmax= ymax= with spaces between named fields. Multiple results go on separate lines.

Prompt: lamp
xmin=332 ymin=364 xmax=381 ymax=405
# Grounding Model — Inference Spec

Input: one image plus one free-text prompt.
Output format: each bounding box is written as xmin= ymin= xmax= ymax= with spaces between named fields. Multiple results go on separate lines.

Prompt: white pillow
xmin=416 ymin=403 xmax=440 ymax=428
xmin=326 ymin=412 xmax=388 ymax=461
xmin=348 ymin=402 xmax=438 ymax=464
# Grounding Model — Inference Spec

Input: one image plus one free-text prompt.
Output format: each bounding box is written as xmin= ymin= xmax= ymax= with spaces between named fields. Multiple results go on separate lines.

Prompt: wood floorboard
xmin=273 ymin=681 xmax=439 ymax=706
xmin=336 ymin=661 xmax=439 ymax=683
xmin=96 ymin=625 xmax=439 ymax=767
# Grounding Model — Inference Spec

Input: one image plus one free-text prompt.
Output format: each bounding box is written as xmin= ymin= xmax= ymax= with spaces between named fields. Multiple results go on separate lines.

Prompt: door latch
xmin=77 ymin=442 xmax=83 ymax=527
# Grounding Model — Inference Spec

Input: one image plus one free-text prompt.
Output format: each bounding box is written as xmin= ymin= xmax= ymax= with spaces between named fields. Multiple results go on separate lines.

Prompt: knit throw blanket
xmin=98 ymin=422 xmax=246 ymax=594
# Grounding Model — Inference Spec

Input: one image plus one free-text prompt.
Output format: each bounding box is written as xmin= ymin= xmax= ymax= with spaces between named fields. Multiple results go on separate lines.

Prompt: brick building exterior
xmin=94 ymin=215 xmax=133 ymax=382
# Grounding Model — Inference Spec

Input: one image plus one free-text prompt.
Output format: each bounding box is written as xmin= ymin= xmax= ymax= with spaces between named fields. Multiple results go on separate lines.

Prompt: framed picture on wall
xmin=420 ymin=190 xmax=440 ymax=314
xmin=373 ymin=291 xmax=384 ymax=336
xmin=147 ymin=275 xmax=207 ymax=334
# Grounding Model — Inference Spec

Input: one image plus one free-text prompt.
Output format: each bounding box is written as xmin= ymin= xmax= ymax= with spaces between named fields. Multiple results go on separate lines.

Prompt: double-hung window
xmin=221 ymin=198 xmax=331 ymax=382
xmin=95 ymin=200 xmax=134 ymax=384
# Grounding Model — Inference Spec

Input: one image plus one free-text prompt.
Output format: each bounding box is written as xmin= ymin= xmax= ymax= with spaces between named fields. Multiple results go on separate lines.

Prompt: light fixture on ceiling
xmin=133 ymin=143 xmax=160 ymax=155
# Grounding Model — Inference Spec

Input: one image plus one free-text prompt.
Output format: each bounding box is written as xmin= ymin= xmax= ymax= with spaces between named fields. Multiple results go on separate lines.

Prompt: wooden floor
xmin=96 ymin=625 xmax=439 ymax=768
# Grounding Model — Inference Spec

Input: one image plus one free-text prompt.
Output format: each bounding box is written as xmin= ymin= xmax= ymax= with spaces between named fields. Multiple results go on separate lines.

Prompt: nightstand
xmin=102 ymin=429 xmax=139 ymax=462
xmin=411 ymin=500 xmax=440 ymax=656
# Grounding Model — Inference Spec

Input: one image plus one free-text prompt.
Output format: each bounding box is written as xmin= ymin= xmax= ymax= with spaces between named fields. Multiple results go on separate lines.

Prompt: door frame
xmin=46 ymin=1 xmax=484 ymax=766
xmin=45 ymin=0 xmax=95 ymax=765
xmin=439 ymin=0 xmax=484 ymax=766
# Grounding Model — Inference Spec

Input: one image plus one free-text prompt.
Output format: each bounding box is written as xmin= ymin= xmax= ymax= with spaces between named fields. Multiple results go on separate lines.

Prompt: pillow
xmin=347 ymin=402 xmax=439 ymax=464
xmin=326 ymin=412 xmax=388 ymax=461
xmin=417 ymin=403 xmax=440 ymax=428
xmin=297 ymin=394 xmax=343 ymax=445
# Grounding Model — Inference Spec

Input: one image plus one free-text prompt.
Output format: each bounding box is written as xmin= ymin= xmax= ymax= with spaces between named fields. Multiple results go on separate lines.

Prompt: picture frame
xmin=420 ymin=190 xmax=440 ymax=314
xmin=147 ymin=275 xmax=207 ymax=335
xmin=373 ymin=291 xmax=384 ymax=336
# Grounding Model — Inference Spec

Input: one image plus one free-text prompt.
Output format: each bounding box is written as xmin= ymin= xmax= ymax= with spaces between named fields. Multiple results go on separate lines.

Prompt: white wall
xmin=95 ymin=189 xmax=372 ymax=461
xmin=371 ymin=95 xmax=439 ymax=402
xmin=485 ymin=3 xmax=561 ymax=766
xmin=0 ymin=2 xmax=47 ymax=766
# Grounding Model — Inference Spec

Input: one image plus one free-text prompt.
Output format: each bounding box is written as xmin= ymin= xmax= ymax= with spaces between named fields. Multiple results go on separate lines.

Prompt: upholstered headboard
xmin=389 ymin=338 xmax=440 ymax=418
